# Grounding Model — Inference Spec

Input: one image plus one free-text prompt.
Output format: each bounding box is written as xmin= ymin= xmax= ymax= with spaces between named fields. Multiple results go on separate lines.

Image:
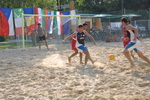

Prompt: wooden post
xmin=70 ymin=0 xmax=75 ymax=10
xmin=70 ymin=0 xmax=76 ymax=32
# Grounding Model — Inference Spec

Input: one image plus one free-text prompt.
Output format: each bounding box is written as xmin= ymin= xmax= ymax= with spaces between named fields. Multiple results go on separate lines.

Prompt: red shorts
xmin=71 ymin=39 xmax=77 ymax=50
xmin=123 ymin=41 xmax=130 ymax=47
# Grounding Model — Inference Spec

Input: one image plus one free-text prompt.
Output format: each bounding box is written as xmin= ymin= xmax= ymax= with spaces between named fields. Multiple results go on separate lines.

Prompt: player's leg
xmin=79 ymin=52 xmax=83 ymax=64
xmin=123 ymin=42 xmax=137 ymax=67
xmin=136 ymin=50 xmax=150 ymax=65
xmin=130 ymin=50 xmax=136 ymax=59
xmin=78 ymin=45 xmax=96 ymax=65
xmin=44 ymin=40 xmax=49 ymax=50
xmin=43 ymin=36 xmax=49 ymax=50
xmin=123 ymin=50 xmax=135 ymax=67
xmin=83 ymin=50 xmax=96 ymax=65
xmin=68 ymin=50 xmax=78 ymax=63
xmin=38 ymin=37 xmax=42 ymax=49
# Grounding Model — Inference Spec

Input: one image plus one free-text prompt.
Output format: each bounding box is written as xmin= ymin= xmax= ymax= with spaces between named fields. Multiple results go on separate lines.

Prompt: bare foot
xmin=92 ymin=59 xmax=97 ymax=64
xmin=68 ymin=57 xmax=71 ymax=63
xmin=80 ymin=62 xmax=84 ymax=65
xmin=127 ymin=64 xmax=135 ymax=70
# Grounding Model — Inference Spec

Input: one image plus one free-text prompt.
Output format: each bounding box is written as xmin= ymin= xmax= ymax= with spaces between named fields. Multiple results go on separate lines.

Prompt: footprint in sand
xmin=42 ymin=54 xmax=67 ymax=68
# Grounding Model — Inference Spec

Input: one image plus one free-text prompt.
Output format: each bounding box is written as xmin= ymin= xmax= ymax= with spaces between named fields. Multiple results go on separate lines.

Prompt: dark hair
xmin=121 ymin=17 xmax=128 ymax=23
xmin=78 ymin=25 xmax=83 ymax=28
xmin=83 ymin=23 xmax=88 ymax=26
xmin=38 ymin=23 xmax=41 ymax=25
xmin=128 ymin=20 xmax=131 ymax=24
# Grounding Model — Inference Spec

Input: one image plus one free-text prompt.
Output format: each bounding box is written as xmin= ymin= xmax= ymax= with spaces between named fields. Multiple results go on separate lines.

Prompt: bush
xmin=0 ymin=36 xmax=5 ymax=42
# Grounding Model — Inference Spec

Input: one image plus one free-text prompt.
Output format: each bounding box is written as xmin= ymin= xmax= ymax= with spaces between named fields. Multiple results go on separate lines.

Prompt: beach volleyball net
xmin=15 ymin=14 xmax=81 ymax=48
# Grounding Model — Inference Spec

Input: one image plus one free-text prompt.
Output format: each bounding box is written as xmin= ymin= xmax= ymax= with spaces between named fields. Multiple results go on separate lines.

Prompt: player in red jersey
xmin=122 ymin=20 xmax=135 ymax=59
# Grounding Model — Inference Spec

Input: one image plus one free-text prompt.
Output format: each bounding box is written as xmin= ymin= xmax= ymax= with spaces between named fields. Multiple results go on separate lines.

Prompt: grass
xmin=0 ymin=42 xmax=32 ymax=49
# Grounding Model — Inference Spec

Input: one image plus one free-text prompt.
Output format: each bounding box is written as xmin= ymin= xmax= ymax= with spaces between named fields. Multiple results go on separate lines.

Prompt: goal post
xmin=21 ymin=14 xmax=81 ymax=48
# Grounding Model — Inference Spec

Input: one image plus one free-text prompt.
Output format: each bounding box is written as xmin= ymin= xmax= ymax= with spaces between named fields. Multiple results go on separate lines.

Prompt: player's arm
xmin=126 ymin=25 xmax=138 ymax=41
xmin=62 ymin=33 xmax=76 ymax=43
xmin=85 ymin=32 xmax=96 ymax=45
xmin=42 ymin=29 xmax=47 ymax=36
xmin=31 ymin=28 xmax=37 ymax=33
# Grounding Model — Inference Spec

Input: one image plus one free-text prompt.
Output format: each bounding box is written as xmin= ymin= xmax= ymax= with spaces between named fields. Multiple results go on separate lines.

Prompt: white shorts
xmin=125 ymin=41 xmax=142 ymax=52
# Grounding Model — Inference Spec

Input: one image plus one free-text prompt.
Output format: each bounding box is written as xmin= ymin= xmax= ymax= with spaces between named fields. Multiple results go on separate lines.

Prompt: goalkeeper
xmin=32 ymin=23 xmax=49 ymax=50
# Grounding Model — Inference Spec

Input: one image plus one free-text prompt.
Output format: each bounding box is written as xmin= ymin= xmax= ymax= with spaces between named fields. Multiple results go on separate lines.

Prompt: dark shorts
xmin=39 ymin=35 xmax=46 ymax=41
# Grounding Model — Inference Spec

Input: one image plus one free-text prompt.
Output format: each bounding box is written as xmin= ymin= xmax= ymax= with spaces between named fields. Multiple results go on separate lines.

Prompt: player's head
xmin=128 ymin=20 xmax=131 ymax=24
xmin=83 ymin=23 xmax=88 ymax=29
xmin=121 ymin=17 xmax=128 ymax=26
xmin=78 ymin=25 xmax=83 ymax=32
xmin=38 ymin=23 xmax=41 ymax=27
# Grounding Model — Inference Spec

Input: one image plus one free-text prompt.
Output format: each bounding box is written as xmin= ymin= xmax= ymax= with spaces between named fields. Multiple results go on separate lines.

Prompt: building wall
xmin=81 ymin=18 xmax=102 ymax=29
xmin=81 ymin=18 xmax=92 ymax=28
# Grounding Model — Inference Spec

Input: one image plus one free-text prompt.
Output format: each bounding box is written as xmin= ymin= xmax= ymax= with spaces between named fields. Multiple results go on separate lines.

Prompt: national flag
xmin=53 ymin=11 xmax=63 ymax=35
xmin=23 ymin=7 xmax=35 ymax=34
xmin=62 ymin=11 xmax=70 ymax=35
xmin=13 ymin=8 xmax=23 ymax=35
xmin=49 ymin=11 xmax=54 ymax=34
xmin=45 ymin=10 xmax=49 ymax=31
xmin=41 ymin=9 xmax=46 ymax=29
xmin=34 ymin=7 xmax=42 ymax=27
xmin=0 ymin=8 xmax=14 ymax=36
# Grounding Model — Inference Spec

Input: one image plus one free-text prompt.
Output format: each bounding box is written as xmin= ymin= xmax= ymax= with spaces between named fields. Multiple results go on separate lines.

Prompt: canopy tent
xmin=80 ymin=14 xmax=122 ymax=19
xmin=122 ymin=14 xmax=141 ymax=17
xmin=80 ymin=13 xmax=141 ymax=34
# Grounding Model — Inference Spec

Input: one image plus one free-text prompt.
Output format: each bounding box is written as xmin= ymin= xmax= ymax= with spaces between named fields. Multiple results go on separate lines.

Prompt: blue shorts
xmin=78 ymin=45 xmax=87 ymax=51
xmin=125 ymin=42 xmax=141 ymax=52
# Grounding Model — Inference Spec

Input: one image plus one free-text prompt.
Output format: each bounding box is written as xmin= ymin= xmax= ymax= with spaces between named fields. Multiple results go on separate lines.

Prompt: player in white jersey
xmin=121 ymin=17 xmax=150 ymax=68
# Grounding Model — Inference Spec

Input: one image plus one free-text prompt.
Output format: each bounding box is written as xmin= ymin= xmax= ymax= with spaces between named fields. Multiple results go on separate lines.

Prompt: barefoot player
xmin=62 ymin=25 xmax=96 ymax=65
xmin=32 ymin=23 xmax=49 ymax=50
xmin=122 ymin=20 xmax=135 ymax=59
xmin=68 ymin=30 xmax=83 ymax=64
xmin=121 ymin=17 xmax=150 ymax=68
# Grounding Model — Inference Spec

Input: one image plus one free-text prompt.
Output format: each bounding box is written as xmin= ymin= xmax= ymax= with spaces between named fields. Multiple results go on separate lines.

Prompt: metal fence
xmin=86 ymin=20 xmax=150 ymax=42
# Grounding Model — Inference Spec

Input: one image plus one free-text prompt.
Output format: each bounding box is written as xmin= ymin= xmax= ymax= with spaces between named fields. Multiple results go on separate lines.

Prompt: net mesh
xmin=16 ymin=15 xmax=80 ymax=48
xmin=13 ymin=17 xmax=150 ymax=49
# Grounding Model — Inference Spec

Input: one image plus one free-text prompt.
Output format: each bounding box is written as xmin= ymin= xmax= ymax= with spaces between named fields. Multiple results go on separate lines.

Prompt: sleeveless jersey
xmin=126 ymin=30 xmax=140 ymax=43
xmin=76 ymin=32 xmax=85 ymax=46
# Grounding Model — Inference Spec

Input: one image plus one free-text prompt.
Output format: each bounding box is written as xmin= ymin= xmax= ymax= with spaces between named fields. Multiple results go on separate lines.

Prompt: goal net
xmin=15 ymin=14 xmax=81 ymax=48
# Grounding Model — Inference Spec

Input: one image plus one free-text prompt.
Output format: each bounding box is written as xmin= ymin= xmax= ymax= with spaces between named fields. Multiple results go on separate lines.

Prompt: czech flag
xmin=0 ymin=8 xmax=14 ymax=36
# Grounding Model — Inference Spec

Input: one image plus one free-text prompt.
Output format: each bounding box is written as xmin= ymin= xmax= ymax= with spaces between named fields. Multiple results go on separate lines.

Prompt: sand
xmin=0 ymin=39 xmax=150 ymax=100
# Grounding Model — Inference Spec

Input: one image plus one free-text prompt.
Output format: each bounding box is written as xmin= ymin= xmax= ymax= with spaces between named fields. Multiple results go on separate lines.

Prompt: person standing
xmin=32 ymin=23 xmax=49 ymax=50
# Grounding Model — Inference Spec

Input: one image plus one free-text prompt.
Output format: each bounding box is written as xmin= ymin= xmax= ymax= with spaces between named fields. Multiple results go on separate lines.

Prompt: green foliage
xmin=0 ymin=0 xmax=56 ymax=10
xmin=0 ymin=37 xmax=5 ymax=42
xmin=0 ymin=0 xmax=149 ymax=19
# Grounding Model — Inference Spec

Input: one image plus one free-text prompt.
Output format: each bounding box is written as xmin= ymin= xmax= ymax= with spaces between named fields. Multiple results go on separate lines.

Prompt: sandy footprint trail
xmin=41 ymin=54 xmax=67 ymax=68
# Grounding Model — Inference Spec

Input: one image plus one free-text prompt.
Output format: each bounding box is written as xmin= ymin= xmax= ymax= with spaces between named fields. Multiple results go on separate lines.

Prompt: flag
xmin=53 ymin=11 xmax=63 ymax=35
xmin=49 ymin=11 xmax=54 ymax=34
xmin=0 ymin=10 xmax=9 ymax=36
xmin=70 ymin=10 xmax=77 ymax=25
xmin=41 ymin=9 xmax=46 ymax=29
xmin=62 ymin=11 xmax=70 ymax=35
xmin=0 ymin=8 xmax=14 ymax=36
xmin=23 ymin=7 xmax=35 ymax=34
xmin=13 ymin=8 xmax=23 ymax=35
xmin=34 ymin=7 xmax=42 ymax=26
